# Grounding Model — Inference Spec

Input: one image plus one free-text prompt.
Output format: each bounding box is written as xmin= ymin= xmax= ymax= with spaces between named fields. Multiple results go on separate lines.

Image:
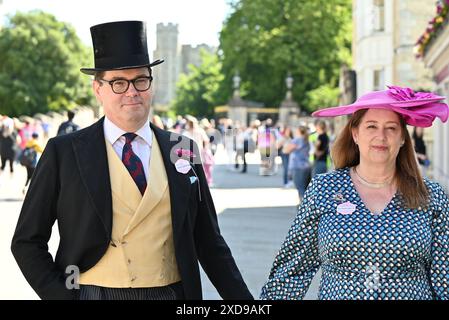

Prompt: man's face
xmin=93 ymin=67 xmax=152 ymax=129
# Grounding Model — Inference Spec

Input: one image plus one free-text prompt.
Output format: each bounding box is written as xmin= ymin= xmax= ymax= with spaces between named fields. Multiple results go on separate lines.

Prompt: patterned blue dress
xmin=260 ymin=167 xmax=449 ymax=300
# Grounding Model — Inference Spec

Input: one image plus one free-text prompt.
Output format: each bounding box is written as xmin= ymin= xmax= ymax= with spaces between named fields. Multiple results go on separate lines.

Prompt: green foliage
xmin=173 ymin=50 xmax=225 ymax=118
xmin=219 ymin=0 xmax=352 ymax=112
xmin=0 ymin=11 xmax=94 ymax=117
xmin=307 ymin=83 xmax=340 ymax=111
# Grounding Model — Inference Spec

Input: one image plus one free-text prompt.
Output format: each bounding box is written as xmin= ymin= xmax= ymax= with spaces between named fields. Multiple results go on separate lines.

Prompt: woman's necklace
xmin=353 ymin=166 xmax=394 ymax=189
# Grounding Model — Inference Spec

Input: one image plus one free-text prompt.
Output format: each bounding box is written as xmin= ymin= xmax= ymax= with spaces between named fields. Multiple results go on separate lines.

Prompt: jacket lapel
xmin=72 ymin=117 xmax=113 ymax=237
xmin=150 ymin=124 xmax=192 ymax=245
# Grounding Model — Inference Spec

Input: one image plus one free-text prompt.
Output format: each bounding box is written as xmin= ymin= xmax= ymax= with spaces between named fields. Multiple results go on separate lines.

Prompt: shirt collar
xmin=104 ymin=116 xmax=153 ymax=147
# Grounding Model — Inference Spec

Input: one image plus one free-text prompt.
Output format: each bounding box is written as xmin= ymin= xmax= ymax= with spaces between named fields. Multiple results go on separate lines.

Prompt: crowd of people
xmin=0 ymin=111 xmax=79 ymax=193
xmin=149 ymin=114 xmax=329 ymax=196
xmin=1 ymin=110 xmax=432 ymax=200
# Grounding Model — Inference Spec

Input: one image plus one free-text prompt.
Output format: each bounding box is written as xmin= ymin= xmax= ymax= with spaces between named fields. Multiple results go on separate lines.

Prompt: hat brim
xmin=312 ymin=100 xmax=449 ymax=127
xmin=80 ymin=59 xmax=164 ymax=75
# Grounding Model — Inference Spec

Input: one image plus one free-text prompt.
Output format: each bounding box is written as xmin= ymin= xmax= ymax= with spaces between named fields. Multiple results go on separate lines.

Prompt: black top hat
xmin=80 ymin=21 xmax=163 ymax=75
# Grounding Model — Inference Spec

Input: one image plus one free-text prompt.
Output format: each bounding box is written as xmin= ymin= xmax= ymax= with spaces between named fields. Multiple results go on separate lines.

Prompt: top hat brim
xmin=80 ymin=59 xmax=164 ymax=75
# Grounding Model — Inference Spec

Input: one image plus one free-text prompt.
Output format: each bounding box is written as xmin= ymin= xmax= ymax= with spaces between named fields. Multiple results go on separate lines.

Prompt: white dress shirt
xmin=103 ymin=116 xmax=152 ymax=181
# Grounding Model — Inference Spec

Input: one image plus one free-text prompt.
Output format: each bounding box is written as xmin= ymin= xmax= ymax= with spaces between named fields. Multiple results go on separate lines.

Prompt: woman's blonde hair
xmin=331 ymin=109 xmax=429 ymax=209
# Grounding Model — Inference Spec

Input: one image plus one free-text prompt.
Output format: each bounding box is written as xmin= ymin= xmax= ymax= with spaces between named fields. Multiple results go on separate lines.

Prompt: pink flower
xmin=387 ymin=85 xmax=436 ymax=101
xmin=175 ymin=148 xmax=196 ymax=158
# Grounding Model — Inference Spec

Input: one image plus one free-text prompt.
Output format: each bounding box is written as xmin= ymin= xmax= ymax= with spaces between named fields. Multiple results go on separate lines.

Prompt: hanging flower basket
xmin=415 ymin=0 xmax=449 ymax=58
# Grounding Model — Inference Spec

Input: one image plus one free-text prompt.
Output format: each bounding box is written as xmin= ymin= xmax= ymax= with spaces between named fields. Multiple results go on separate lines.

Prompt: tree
xmin=0 ymin=11 xmax=94 ymax=117
xmin=173 ymin=50 xmax=225 ymax=118
xmin=219 ymin=0 xmax=352 ymax=112
xmin=307 ymin=84 xmax=340 ymax=110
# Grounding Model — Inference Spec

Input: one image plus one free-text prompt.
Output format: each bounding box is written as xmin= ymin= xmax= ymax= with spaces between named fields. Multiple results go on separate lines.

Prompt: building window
xmin=373 ymin=0 xmax=385 ymax=32
xmin=373 ymin=69 xmax=385 ymax=91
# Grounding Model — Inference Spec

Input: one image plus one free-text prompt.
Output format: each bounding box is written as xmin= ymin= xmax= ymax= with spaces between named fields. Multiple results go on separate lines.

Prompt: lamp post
xmin=233 ymin=72 xmax=241 ymax=99
xmin=279 ymin=72 xmax=300 ymax=125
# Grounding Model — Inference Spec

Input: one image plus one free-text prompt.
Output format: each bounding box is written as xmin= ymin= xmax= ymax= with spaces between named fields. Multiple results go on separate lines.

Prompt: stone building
xmin=418 ymin=0 xmax=449 ymax=190
xmin=353 ymin=0 xmax=434 ymax=95
xmin=152 ymin=23 xmax=215 ymax=109
xmin=152 ymin=23 xmax=181 ymax=108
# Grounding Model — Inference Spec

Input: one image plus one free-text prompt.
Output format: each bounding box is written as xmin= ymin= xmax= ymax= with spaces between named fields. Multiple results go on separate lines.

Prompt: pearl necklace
xmin=353 ymin=166 xmax=394 ymax=189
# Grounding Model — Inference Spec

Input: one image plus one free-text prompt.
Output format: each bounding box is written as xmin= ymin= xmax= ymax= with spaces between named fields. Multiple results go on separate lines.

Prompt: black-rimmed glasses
xmin=98 ymin=76 xmax=153 ymax=94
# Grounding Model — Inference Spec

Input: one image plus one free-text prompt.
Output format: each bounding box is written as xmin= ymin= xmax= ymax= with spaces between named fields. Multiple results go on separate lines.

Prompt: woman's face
xmin=352 ymin=109 xmax=404 ymax=167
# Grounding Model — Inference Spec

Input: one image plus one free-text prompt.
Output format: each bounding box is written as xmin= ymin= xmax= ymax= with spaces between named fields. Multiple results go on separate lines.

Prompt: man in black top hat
xmin=11 ymin=21 xmax=253 ymax=300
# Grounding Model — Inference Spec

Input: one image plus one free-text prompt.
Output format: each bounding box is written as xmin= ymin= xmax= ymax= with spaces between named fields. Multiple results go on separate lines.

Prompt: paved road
xmin=201 ymin=149 xmax=321 ymax=300
xmin=0 ymin=146 xmax=320 ymax=300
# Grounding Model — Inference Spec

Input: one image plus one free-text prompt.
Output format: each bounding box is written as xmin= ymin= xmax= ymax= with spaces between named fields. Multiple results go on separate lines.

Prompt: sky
xmin=0 ymin=0 xmax=232 ymax=54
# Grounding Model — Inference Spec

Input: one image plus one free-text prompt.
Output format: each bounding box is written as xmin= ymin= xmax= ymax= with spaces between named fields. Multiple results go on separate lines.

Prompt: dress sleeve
xmin=429 ymin=183 xmax=449 ymax=300
xmin=260 ymin=177 xmax=321 ymax=300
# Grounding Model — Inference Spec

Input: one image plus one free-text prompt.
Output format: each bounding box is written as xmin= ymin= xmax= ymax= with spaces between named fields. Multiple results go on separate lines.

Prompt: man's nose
xmin=125 ymin=82 xmax=139 ymax=96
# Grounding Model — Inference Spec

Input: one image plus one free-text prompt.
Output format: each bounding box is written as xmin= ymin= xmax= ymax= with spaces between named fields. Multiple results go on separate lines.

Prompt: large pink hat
xmin=312 ymin=86 xmax=449 ymax=127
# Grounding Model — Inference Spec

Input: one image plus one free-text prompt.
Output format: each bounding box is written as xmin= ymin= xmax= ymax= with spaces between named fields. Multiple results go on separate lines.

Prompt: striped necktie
xmin=121 ymin=132 xmax=147 ymax=195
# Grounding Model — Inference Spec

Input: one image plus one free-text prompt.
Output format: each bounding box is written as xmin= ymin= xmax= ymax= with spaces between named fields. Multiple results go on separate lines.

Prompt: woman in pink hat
xmin=261 ymin=86 xmax=449 ymax=300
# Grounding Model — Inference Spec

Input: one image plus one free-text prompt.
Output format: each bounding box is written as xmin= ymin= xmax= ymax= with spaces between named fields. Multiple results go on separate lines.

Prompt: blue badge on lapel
xmin=190 ymin=176 xmax=198 ymax=184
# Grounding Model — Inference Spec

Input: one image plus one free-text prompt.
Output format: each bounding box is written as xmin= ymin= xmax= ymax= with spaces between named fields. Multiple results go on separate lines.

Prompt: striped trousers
xmin=79 ymin=282 xmax=184 ymax=300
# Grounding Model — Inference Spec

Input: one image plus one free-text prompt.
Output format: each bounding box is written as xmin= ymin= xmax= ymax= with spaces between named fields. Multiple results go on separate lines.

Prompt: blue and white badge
xmin=190 ymin=176 xmax=198 ymax=184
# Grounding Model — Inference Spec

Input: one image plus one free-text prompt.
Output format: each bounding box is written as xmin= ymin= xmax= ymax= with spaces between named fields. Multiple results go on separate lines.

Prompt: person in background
xmin=182 ymin=115 xmax=209 ymax=155
xmin=283 ymin=126 xmax=311 ymax=204
xmin=240 ymin=123 xmax=258 ymax=174
xmin=201 ymin=140 xmax=215 ymax=186
xmin=277 ymin=126 xmax=294 ymax=188
xmin=57 ymin=111 xmax=80 ymax=136
xmin=21 ymin=132 xmax=44 ymax=194
xmin=412 ymin=127 xmax=430 ymax=177
xmin=258 ymin=119 xmax=277 ymax=176
xmin=201 ymin=118 xmax=219 ymax=156
xmin=234 ymin=125 xmax=246 ymax=172
xmin=19 ymin=120 xmax=33 ymax=150
xmin=312 ymin=120 xmax=329 ymax=177
xmin=1 ymin=118 xmax=18 ymax=175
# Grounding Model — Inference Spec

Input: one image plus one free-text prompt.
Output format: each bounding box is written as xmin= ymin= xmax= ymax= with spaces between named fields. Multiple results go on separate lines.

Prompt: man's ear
xmin=93 ymin=80 xmax=102 ymax=105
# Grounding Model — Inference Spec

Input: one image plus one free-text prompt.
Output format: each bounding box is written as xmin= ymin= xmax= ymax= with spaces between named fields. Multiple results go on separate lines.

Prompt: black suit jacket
xmin=11 ymin=118 xmax=253 ymax=300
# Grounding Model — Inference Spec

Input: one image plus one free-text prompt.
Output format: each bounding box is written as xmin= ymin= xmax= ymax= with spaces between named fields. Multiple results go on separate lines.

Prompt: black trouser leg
xmin=0 ymin=155 xmax=6 ymax=171
xmin=7 ymin=157 xmax=14 ymax=173
xmin=242 ymin=141 xmax=248 ymax=172
xmin=25 ymin=166 xmax=35 ymax=186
